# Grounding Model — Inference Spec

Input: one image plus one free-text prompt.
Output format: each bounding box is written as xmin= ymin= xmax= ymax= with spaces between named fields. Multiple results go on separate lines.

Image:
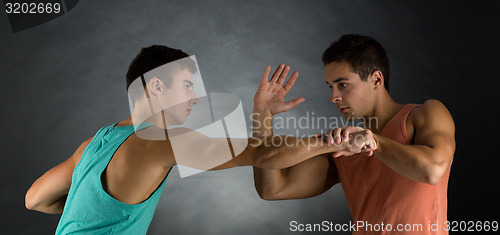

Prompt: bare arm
xmin=25 ymin=137 xmax=92 ymax=214
xmin=372 ymin=99 xmax=455 ymax=185
xmin=254 ymin=152 xmax=339 ymax=200
xmin=166 ymin=126 xmax=348 ymax=171
xmin=251 ymin=109 xmax=340 ymax=200
xmin=252 ymin=65 xmax=342 ymax=200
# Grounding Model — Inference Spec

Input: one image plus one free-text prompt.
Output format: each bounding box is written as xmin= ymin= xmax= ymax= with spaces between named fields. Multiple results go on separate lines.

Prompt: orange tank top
xmin=334 ymin=104 xmax=451 ymax=234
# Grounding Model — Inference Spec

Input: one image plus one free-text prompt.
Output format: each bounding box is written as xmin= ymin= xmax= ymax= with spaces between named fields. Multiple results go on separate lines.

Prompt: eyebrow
xmin=183 ymin=80 xmax=194 ymax=87
xmin=333 ymin=78 xmax=348 ymax=83
xmin=326 ymin=78 xmax=348 ymax=85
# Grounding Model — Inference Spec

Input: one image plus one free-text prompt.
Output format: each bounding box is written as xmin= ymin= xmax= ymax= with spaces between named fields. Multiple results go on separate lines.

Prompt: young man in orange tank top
xmin=253 ymin=34 xmax=455 ymax=234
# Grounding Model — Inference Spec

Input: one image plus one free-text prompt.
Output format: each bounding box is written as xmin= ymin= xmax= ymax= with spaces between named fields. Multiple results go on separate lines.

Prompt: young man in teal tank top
xmin=25 ymin=45 xmax=376 ymax=234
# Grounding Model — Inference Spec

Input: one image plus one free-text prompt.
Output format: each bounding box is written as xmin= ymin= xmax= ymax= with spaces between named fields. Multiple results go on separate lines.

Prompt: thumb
xmin=283 ymin=97 xmax=305 ymax=111
xmin=312 ymin=132 xmax=322 ymax=138
xmin=332 ymin=151 xmax=344 ymax=158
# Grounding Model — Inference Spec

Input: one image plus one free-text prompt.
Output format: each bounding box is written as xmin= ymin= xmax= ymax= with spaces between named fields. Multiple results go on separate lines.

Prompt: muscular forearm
xmin=25 ymin=158 xmax=75 ymax=214
xmin=251 ymin=108 xmax=288 ymax=198
xmin=373 ymin=134 xmax=452 ymax=185
xmin=27 ymin=194 xmax=67 ymax=214
xmin=26 ymin=177 xmax=68 ymax=214
xmin=245 ymin=135 xmax=343 ymax=169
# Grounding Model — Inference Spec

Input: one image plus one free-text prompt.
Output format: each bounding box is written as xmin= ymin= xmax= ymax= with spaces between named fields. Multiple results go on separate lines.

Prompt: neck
xmin=363 ymin=90 xmax=403 ymax=134
xmin=118 ymin=103 xmax=169 ymax=128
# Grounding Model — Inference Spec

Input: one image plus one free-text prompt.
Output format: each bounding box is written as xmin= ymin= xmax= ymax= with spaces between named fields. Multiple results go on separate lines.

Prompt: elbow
xmin=254 ymin=183 xmax=282 ymax=201
xmin=423 ymin=146 xmax=454 ymax=185
xmin=25 ymin=190 xmax=39 ymax=211
xmin=25 ymin=187 xmax=47 ymax=211
xmin=425 ymin=174 xmax=442 ymax=186
xmin=423 ymin=163 xmax=448 ymax=185
xmin=257 ymin=190 xmax=281 ymax=201
xmin=25 ymin=200 xmax=33 ymax=211
xmin=254 ymin=184 xmax=272 ymax=200
xmin=256 ymin=185 xmax=289 ymax=200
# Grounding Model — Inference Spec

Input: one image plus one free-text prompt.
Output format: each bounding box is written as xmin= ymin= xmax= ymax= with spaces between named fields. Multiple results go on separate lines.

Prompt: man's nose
xmin=330 ymin=89 xmax=342 ymax=103
xmin=190 ymin=92 xmax=199 ymax=105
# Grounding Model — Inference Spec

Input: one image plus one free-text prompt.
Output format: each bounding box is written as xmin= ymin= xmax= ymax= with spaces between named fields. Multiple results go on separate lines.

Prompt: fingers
xmin=270 ymin=64 xmax=285 ymax=83
xmin=334 ymin=128 xmax=342 ymax=144
xmin=358 ymin=129 xmax=376 ymax=157
xmin=260 ymin=65 xmax=271 ymax=86
xmin=346 ymin=126 xmax=364 ymax=134
xmin=341 ymin=128 xmax=351 ymax=143
xmin=276 ymin=65 xmax=290 ymax=86
xmin=327 ymin=126 xmax=378 ymax=158
xmin=365 ymin=130 xmax=376 ymax=151
xmin=326 ymin=129 xmax=335 ymax=145
xmin=265 ymin=65 xmax=299 ymax=93
xmin=365 ymin=135 xmax=371 ymax=148
xmin=283 ymin=71 xmax=299 ymax=92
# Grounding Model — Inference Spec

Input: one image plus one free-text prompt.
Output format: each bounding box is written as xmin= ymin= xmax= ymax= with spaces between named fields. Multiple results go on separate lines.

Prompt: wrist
xmin=253 ymin=106 xmax=272 ymax=116
xmin=317 ymin=136 xmax=346 ymax=152
xmin=372 ymin=134 xmax=382 ymax=155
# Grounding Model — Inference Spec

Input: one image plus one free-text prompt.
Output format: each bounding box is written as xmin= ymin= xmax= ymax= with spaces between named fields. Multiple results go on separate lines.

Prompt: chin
xmin=164 ymin=116 xmax=186 ymax=126
xmin=343 ymin=112 xmax=360 ymax=120
xmin=177 ymin=117 xmax=188 ymax=125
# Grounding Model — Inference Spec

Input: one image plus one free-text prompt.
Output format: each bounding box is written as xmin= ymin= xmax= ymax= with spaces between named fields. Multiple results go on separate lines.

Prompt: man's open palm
xmin=254 ymin=64 xmax=305 ymax=115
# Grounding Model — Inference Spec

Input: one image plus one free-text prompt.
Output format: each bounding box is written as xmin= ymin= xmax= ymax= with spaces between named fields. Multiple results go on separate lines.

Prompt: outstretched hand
xmin=254 ymin=64 xmax=305 ymax=115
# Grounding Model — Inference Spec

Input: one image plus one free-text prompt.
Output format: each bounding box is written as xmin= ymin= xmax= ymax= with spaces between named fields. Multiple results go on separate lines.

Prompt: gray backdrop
xmin=1 ymin=0 xmax=499 ymax=234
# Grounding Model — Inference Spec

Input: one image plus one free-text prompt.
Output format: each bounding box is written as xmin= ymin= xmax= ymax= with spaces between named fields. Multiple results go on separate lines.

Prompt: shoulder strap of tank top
xmin=400 ymin=104 xmax=420 ymax=143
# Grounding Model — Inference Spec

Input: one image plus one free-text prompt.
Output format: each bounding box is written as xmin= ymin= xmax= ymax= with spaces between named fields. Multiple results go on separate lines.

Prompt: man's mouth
xmin=338 ymin=106 xmax=349 ymax=114
xmin=186 ymin=108 xmax=192 ymax=115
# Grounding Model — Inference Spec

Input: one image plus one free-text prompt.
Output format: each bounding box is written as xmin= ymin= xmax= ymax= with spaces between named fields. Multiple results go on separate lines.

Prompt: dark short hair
xmin=322 ymin=34 xmax=390 ymax=91
xmin=126 ymin=45 xmax=197 ymax=90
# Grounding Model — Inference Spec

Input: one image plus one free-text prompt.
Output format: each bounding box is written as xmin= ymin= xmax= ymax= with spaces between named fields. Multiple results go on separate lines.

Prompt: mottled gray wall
xmin=1 ymin=0 xmax=499 ymax=234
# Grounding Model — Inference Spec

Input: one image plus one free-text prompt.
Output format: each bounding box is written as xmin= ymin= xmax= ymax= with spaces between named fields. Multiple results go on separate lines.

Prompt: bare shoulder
xmin=409 ymin=99 xmax=455 ymax=130
xmin=81 ymin=136 xmax=94 ymax=146
xmin=417 ymin=99 xmax=448 ymax=112
xmin=70 ymin=136 xmax=94 ymax=167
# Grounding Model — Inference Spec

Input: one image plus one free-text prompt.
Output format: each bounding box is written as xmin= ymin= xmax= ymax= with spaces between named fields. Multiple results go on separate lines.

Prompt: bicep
xmin=274 ymin=154 xmax=339 ymax=199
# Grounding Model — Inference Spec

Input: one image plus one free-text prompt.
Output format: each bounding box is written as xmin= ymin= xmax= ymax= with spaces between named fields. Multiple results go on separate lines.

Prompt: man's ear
xmin=148 ymin=77 xmax=163 ymax=96
xmin=371 ymin=71 xmax=384 ymax=90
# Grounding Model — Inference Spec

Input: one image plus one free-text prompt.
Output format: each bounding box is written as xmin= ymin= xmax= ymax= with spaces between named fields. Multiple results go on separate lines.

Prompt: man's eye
xmin=339 ymin=83 xmax=347 ymax=88
xmin=184 ymin=85 xmax=190 ymax=89
xmin=327 ymin=84 xmax=333 ymax=89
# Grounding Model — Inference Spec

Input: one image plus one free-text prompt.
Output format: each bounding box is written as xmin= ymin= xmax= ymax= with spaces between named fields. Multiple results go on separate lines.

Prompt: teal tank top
xmin=56 ymin=123 xmax=171 ymax=235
